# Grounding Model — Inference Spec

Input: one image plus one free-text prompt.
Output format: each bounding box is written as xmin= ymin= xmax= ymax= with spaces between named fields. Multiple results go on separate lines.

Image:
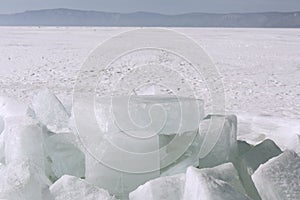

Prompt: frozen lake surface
xmin=0 ymin=27 xmax=299 ymax=120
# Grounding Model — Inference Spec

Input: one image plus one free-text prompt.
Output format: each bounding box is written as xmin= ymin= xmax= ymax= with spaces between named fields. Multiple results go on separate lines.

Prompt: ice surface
xmin=252 ymin=151 xmax=300 ymax=200
xmin=44 ymin=132 xmax=85 ymax=180
xmin=183 ymin=166 xmax=251 ymax=200
xmin=234 ymin=139 xmax=282 ymax=200
xmin=238 ymin=114 xmax=300 ymax=155
xmin=198 ymin=115 xmax=238 ymax=168
xmin=4 ymin=116 xmax=45 ymax=171
xmin=0 ymin=96 xmax=30 ymax=118
xmin=129 ymin=173 xmax=185 ymax=200
xmin=50 ymin=175 xmax=117 ymax=200
xmin=0 ymin=160 xmax=51 ymax=200
xmin=32 ymin=89 xmax=70 ymax=132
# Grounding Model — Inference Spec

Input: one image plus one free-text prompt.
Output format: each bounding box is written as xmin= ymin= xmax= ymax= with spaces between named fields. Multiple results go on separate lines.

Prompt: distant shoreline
xmin=0 ymin=8 xmax=299 ymax=28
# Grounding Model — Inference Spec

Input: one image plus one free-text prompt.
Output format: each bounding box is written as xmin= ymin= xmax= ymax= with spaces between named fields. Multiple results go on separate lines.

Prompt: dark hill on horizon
xmin=0 ymin=8 xmax=299 ymax=27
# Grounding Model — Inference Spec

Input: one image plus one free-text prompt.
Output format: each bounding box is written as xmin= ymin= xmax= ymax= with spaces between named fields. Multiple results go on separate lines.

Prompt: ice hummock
xmin=32 ymin=89 xmax=70 ymax=132
xmin=183 ymin=166 xmax=251 ymax=200
xmin=252 ymin=151 xmax=300 ymax=200
xmin=50 ymin=175 xmax=117 ymax=200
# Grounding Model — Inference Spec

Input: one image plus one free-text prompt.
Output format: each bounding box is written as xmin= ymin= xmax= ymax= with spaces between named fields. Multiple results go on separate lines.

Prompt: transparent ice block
xmin=79 ymin=95 xmax=204 ymax=199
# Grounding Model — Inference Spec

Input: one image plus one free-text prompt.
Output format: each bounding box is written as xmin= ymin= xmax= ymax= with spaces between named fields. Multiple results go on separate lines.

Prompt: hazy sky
xmin=1 ymin=0 xmax=300 ymax=14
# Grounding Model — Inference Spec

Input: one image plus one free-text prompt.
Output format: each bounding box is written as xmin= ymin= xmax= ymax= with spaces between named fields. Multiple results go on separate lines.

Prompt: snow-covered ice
xmin=252 ymin=151 xmax=300 ymax=200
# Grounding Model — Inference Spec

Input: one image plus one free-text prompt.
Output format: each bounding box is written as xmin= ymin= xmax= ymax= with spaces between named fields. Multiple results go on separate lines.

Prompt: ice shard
xmin=32 ymin=89 xmax=70 ymax=132
xmin=44 ymin=132 xmax=85 ymax=180
xmin=183 ymin=166 xmax=251 ymax=200
xmin=4 ymin=116 xmax=45 ymax=171
xmin=50 ymin=175 xmax=117 ymax=200
xmin=198 ymin=115 xmax=238 ymax=168
xmin=0 ymin=96 xmax=30 ymax=118
xmin=129 ymin=173 xmax=185 ymax=200
xmin=200 ymin=163 xmax=246 ymax=194
xmin=252 ymin=151 xmax=300 ymax=200
xmin=0 ymin=160 xmax=51 ymax=200
xmin=234 ymin=139 xmax=282 ymax=200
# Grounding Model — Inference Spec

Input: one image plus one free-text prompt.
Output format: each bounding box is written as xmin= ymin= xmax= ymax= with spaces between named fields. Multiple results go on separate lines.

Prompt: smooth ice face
xmin=129 ymin=173 xmax=185 ymax=200
xmin=198 ymin=115 xmax=238 ymax=168
xmin=4 ymin=116 xmax=45 ymax=171
xmin=234 ymin=139 xmax=282 ymax=200
xmin=32 ymin=89 xmax=70 ymax=132
xmin=44 ymin=132 xmax=85 ymax=180
xmin=0 ymin=160 xmax=51 ymax=200
xmin=183 ymin=166 xmax=251 ymax=200
xmin=50 ymin=175 xmax=117 ymax=200
xmin=252 ymin=151 xmax=300 ymax=200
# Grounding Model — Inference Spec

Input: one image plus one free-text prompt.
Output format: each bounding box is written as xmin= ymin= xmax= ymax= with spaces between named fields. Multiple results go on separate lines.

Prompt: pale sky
xmin=1 ymin=0 xmax=300 ymax=14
